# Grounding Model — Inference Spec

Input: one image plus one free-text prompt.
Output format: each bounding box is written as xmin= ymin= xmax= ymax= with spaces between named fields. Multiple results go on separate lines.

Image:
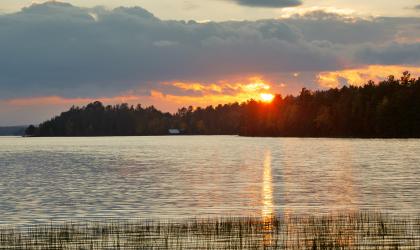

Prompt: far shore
xmin=18 ymin=134 xmax=420 ymax=139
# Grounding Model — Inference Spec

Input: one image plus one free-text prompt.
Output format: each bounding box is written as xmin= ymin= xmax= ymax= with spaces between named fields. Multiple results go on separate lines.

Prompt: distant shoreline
xmin=23 ymin=73 xmax=420 ymax=139
xmin=19 ymin=134 xmax=420 ymax=139
xmin=0 ymin=126 xmax=27 ymax=136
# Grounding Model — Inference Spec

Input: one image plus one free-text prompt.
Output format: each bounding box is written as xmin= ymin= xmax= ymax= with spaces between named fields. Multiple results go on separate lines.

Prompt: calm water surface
xmin=0 ymin=136 xmax=419 ymax=224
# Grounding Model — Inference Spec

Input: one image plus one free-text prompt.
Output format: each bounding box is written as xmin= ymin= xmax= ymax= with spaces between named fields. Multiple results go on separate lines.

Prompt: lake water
xmin=0 ymin=136 xmax=419 ymax=225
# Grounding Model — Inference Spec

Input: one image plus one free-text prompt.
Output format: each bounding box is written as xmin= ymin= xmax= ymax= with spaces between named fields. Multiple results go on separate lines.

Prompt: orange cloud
xmin=171 ymin=82 xmax=223 ymax=93
xmin=170 ymin=77 xmax=273 ymax=94
xmin=317 ymin=65 xmax=420 ymax=88
xmin=161 ymin=77 xmax=276 ymax=106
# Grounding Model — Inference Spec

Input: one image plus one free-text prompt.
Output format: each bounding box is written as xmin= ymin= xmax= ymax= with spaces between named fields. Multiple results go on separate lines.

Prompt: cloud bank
xmin=0 ymin=2 xmax=419 ymax=125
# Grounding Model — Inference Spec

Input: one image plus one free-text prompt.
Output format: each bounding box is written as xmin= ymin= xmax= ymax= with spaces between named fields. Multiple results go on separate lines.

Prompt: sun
xmin=260 ymin=93 xmax=275 ymax=103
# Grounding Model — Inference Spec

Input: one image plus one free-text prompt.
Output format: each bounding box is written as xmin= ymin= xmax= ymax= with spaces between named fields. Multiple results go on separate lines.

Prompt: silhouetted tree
xmin=28 ymin=72 xmax=420 ymax=138
xmin=25 ymin=125 xmax=37 ymax=136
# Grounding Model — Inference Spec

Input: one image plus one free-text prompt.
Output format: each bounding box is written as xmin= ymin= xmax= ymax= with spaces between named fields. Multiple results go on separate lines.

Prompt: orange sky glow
xmin=4 ymin=77 xmax=277 ymax=110
xmin=317 ymin=65 xmax=420 ymax=88
xmin=1 ymin=65 xmax=419 ymax=126
xmin=4 ymin=66 xmax=419 ymax=113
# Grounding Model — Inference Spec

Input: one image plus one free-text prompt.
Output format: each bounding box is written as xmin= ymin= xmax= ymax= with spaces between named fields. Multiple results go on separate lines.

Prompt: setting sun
xmin=260 ymin=93 xmax=275 ymax=102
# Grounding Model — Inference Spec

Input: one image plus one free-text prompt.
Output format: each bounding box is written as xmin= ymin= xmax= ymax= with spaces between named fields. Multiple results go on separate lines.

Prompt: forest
xmin=26 ymin=72 xmax=420 ymax=138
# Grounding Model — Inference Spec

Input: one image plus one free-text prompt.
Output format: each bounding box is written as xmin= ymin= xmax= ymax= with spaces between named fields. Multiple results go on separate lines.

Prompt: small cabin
xmin=168 ymin=129 xmax=181 ymax=135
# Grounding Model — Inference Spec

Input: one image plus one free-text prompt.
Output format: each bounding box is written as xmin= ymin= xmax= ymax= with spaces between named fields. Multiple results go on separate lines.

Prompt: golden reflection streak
xmin=261 ymin=150 xmax=274 ymax=247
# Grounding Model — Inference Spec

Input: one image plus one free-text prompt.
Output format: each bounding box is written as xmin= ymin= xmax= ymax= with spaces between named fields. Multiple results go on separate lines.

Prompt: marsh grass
xmin=0 ymin=212 xmax=419 ymax=249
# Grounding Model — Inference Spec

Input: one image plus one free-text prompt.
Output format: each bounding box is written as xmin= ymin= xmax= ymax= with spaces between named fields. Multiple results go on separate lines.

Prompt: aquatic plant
xmin=0 ymin=212 xmax=418 ymax=249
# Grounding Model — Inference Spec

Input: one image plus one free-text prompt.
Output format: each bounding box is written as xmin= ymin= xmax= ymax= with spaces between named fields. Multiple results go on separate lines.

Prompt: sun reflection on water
xmin=262 ymin=151 xmax=274 ymax=218
xmin=261 ymin=150 xmax=274 ymax=246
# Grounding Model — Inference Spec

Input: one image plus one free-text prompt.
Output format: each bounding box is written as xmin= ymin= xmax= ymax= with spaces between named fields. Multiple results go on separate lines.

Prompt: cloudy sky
xmin=0 ymin=0 xmax=419 ymax=125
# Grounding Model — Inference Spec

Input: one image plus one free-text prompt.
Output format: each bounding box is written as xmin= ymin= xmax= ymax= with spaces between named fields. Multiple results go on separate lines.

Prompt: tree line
xmin=26 ymin=72 xmax=420 ymax=138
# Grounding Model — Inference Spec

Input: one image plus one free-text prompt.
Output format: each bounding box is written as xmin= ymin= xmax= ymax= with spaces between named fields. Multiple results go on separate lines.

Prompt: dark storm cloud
xmin=230 ymin=0 xmax=302 ymax=8
xmin=0 ymin=2 xmax=419 ymax=99
xmin=356 ymin=42 xmax=420 ymax=65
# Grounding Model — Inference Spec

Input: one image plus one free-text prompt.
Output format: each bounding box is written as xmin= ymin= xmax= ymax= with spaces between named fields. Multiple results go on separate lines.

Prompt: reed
xmin=0 ymin=212 xmax=418 ymax=249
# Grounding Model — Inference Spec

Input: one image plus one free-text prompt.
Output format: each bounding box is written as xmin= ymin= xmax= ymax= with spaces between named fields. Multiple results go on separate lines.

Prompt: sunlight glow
xmin=165 ymin=77 xmax=276 ymax=106
xmin=260 ymin=93 xmax=275 ymax=103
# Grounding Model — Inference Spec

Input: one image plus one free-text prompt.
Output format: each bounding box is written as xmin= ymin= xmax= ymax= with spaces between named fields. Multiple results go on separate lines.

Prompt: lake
xmin=0 ymin=136 xmax=419 ymax=225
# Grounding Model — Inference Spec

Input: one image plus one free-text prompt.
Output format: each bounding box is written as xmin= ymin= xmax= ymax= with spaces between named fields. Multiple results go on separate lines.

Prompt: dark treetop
xmin=27 ymin=72 xmax=420 ymax=138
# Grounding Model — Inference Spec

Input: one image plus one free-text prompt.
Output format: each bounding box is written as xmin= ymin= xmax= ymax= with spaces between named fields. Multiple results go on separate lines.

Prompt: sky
xmin=0 ymin=0 xmax=419 ymax=126
xmin=1 ymin=0 xmax=419 ymax=20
